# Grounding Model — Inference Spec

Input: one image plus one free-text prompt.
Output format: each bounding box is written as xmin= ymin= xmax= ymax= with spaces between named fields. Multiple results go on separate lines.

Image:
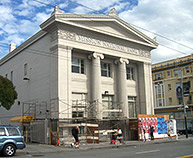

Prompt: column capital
xmin=114 ymin=58 xmax=129 ymax=65
xmin=88 ymin=52 xmax=104 ymax=60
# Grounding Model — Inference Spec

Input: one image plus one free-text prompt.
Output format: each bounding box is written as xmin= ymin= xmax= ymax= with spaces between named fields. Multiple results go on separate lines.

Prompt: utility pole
xmin=180 ymin=68 xmax=188 ymax=138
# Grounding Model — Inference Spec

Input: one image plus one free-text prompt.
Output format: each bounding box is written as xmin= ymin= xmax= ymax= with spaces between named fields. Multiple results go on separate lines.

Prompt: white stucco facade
xmin=0 ymin=6 xmax=158 ymax=124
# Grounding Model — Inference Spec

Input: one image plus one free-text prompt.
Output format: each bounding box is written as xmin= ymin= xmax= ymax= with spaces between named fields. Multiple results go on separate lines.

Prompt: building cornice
xmin=40 ymin=10 xmax=158 ymax=50
xmin=53 ymin=29 xmax=151 ymax=59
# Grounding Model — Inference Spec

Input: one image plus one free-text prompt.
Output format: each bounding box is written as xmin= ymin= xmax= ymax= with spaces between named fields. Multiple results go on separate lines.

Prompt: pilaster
xmin=138 ymin=62 xmax=154 ymax=115
xmin=50 ymin=44 xmax=73 ymax=119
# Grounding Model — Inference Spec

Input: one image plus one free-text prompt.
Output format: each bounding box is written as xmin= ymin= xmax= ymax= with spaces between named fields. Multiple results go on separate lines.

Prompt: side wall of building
xmin=0 ymin=34 xmax=51 ymax=124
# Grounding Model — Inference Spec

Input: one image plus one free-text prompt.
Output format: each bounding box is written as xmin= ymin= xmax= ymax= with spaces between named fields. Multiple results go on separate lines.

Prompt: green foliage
xmin=0 ymin=75 xmax=18 ymax=110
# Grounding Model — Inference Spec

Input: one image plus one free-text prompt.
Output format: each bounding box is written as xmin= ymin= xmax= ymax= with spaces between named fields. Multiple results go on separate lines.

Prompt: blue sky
xmin=0 ymin=0 xmax=193 ymax=64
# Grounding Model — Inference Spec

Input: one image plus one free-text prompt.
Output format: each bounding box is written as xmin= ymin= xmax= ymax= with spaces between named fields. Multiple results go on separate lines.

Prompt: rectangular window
xmin=102 ymin=95 xmax=114 ymax=110
xmin=24 ymin=63 xmax=28 ymax=76
xmin=174 ymin=70 xmax=178 ymax=76
xmin=157 ymin=85 xmax=162 ymax=94
xmin=169 ymin=97 xmax=172 ymax=105
xmin=126 ymin=67 xmax=134 ymax=80
xmin=167 ymin=71 xmax=171 ymax=77
xmin=10 ymin=71 xmax=13 ymax=82
xmin=185 ymin=67 xmax=190 ymax=73
xmin=161 ymin=85 xmax=164 ymax=94
xmin=0 ymin=128 xmax=6 ymax=136
xmin=154 ymin=73 xmax=162 ymax=80
xmin=157 ymin=86 xmax=161 ymax=94
xmin=128 ymin=96 xmax=136 ymax=118
xmin=168 ymin=84 xmax=172 ymax=90
xmin=102 ymin=95 xmax=114 ymax=118
xmin=155 ymin=84 xmax=164 ymax=95
xmin=156 ymin=98 xmax=165 ymax=107
xmin=158 ymin=99 xmax=162 ymax=107
xmin=7 ymin=128 xmax=19 ymax=136
xmin=72 ymin=93 xmax=86 ymax=118
xmin=72 ymin=58 xmax=84 ymax=74
xmin=101 ymin=62 xmax=111 ymax=77
xmin=72 ymin=111 xmax=84 ymax=118
xmin=174 ymin=69 xmax=182 ymax=77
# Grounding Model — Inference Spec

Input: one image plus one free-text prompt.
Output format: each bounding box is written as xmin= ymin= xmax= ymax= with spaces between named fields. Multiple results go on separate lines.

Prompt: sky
xmin=0 ymin=0 xmax=193 ymax=64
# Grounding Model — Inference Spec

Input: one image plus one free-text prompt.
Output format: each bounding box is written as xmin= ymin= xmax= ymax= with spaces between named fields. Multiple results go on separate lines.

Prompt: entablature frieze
xmin=50 ymin=30 xmax=151 ymax=59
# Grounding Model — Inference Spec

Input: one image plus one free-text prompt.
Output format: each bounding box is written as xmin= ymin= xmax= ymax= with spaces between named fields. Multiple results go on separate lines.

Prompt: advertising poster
xmin=138 ymin=114 xmax=175 ymax=140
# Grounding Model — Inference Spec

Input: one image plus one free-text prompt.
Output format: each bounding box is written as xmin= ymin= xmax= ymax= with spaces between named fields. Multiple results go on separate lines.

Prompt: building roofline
xmin=40 ymin=7 xmax=158 ymax=49
xmin=152 ymin=54 xmax=193 ymax=66
xmin=152 ymin=54 xmax=193 ymax=72
xmin=0 ymin=30 xmax=47 ymax=66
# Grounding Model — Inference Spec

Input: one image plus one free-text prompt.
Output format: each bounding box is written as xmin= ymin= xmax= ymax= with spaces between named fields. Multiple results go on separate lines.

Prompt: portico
xmin=41 ymin=5 xmax=158 ymax=121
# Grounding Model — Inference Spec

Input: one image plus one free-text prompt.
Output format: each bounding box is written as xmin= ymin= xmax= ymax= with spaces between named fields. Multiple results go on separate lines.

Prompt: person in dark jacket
xmin=150 ymin=126 xmax=154 ymax=140
xmin=72 ymin=126 xmax=80 ymax=147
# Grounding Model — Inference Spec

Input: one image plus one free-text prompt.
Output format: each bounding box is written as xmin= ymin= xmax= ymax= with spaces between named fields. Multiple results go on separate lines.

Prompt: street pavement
xmin=17 ymin=134 xmax=193 ymax=156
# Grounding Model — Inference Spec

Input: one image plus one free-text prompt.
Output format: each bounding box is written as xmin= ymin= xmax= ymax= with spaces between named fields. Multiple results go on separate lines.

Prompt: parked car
xmin=0 ymin=126 xmax=26 ymax=157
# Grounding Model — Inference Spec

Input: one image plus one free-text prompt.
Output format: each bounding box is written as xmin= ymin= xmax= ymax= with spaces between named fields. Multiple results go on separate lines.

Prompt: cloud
xmin=110 ymin=2 xmax=131 ymax=12
xmin=71 ymin=6 xmax=91 ymax=14
xmin=33 ymin=12 xmax=50 ymax=25
xmin=0 ymin=0 xmax=193 ymax=64
xmin=77 ymin=0 xmax=119 ymax=10
xmin=15 ymin=8 xmax=32 ymax=16
xmin=0 ymin=5 xmax=15 ymax=22
xmin=59 ymin=3 xmax=68 ymax=9
xmin=18 ymin=20 xmax=39 ymax=34
xmin=71 ymin=0 xmax=122 ymax=13
xmin=3 ymin=24 xmax=19 ymax=34
xmin=6 ymin=34 xmax=25 ymax=45
xmin=119 ymin=0 xmax=193 ymax=63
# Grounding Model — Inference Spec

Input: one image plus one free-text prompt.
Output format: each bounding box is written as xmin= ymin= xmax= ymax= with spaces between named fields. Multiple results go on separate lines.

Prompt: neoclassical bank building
xmin=0 ymin=6 xmax=158 ymax=144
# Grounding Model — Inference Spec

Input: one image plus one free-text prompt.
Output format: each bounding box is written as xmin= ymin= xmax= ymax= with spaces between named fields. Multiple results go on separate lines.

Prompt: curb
xmin=17 ymin=138 xmax=192 ymax=155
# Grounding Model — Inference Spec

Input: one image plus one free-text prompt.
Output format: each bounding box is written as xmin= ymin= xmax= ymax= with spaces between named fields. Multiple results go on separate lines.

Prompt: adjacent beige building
xmin=0 ymin=6 xmax=158 ymax=143
xmin=152 ymin=54 xmax=193 ymax=132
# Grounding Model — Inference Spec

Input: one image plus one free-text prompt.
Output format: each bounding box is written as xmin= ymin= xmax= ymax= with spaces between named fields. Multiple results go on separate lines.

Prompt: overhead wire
xmin=30 ymin=0 xmax=193 ymax=56
xmin=63 ymin=0 xmax=193 ymax=52
xmin=129 ymin=23 xmax=193 ymax=51
xmin=0 ymin=0 xmax=192 ymax=62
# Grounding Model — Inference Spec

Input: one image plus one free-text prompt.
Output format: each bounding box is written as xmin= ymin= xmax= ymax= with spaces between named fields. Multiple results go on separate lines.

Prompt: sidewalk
xmin=17 ymin=135 xmax=193 ymax=155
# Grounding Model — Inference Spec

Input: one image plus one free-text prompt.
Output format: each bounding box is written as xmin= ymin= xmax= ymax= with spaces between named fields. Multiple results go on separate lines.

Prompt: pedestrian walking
xmin=150 ymin=125 xmax=154 ymax=140
xmin=71 ymin=126 xmax=80 ymax=148
xmin=143 ymin=128 xmax=146 ymax=142
xmin=167 ymin=129 xmax=172 ymax=139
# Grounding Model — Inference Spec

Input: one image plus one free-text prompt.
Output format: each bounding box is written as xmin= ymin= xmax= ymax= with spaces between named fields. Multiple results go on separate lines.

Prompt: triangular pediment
xmin=63 ymin=19 xmax=157 ymax=48
xmin=41 ymin=6 xmax=158 ymax=49
xmin=70 ymin=20 xmax=148 ymax=44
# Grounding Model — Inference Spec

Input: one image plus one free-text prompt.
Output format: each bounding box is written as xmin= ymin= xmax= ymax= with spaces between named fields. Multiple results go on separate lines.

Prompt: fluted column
xmin=88 ymin=52 xmax=104 ymax=119
xmin=115 ymin=58 xmax=129 ymax=118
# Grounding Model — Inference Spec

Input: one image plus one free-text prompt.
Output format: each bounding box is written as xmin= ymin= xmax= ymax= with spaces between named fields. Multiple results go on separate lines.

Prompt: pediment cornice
xmin=40 ymin=7 xmax=158 ymax=49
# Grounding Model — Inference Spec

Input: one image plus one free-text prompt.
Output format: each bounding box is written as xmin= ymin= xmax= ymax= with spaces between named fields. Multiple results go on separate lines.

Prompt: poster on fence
xmin=138 ymin=114 xmax=176 ymax=140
